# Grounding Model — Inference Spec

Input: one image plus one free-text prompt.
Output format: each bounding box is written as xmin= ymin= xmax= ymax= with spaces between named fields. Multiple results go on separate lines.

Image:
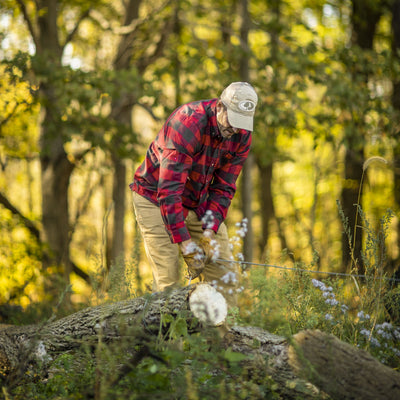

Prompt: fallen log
xmin=1 ymin=284 xmax=399 ymax=400
xmin=288 ymin=329 xmax=400 ymax=400
xmin=0 ymin=284 xmax=227 ymax=376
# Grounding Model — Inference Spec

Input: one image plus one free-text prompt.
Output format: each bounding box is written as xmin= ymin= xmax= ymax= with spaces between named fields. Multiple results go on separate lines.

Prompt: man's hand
xmin=179 ymin=230 xmax=217 ymax=280
xmin=199 ymin=237 xmax=213 ymax=264
xmin=180 ymin=240 xmax=206 ymax=279
xmin=200 ymin=229 xmax=218 ymax=263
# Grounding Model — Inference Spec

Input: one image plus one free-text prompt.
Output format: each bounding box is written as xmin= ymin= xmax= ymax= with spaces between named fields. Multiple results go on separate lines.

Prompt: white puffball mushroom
xmin=189 ymin=284 xmax=227 ymax=326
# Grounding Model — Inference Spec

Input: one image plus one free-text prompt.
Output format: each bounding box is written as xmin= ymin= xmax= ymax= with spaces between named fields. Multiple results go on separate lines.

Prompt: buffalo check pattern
xmin=130 ymin=98 xmax=251 ymax=243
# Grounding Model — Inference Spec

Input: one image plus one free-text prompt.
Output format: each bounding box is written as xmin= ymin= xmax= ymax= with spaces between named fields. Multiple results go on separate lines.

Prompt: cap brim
xmin=227 ymin=109 xmax=253 ymax=131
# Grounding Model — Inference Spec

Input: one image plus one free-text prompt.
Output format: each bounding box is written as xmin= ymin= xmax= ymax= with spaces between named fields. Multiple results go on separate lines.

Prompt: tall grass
xmin=240 ymin=206 xmax=400 ymax=369
xmin=4 ymin=204 xmax=400 ymax=399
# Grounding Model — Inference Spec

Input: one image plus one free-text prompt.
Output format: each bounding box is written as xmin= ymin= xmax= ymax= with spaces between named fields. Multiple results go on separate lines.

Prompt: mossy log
xmin=1 ymin=284 xmax=399 ymax=400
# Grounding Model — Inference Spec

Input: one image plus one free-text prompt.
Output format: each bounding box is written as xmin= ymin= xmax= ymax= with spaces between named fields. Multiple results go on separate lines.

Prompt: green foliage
xmin=0 ymin=208 xmax=42 ymax=313
xmin=0 ymin=63 xmax=39 ymax=158
xmin=241 ymin=208 xmax=400 ymax=369
xmin=8 ymin=315 xmax=281 ymax=400
xmin=12 ymin=352 xmax=96 ymax=400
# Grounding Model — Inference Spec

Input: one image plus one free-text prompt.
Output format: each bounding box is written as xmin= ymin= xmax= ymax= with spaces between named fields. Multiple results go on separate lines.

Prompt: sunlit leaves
xmin=0 ymin=64 xmax=39 ymax=158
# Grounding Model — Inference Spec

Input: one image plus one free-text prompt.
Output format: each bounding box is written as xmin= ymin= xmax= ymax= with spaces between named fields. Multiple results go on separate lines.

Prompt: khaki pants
xmin=132 ymin=191 xmax=238 ymax=307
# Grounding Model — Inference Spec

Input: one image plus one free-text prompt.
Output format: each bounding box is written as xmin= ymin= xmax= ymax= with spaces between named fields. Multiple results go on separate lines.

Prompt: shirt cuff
xmin=168 ymin=223 xmax=191 ymax=244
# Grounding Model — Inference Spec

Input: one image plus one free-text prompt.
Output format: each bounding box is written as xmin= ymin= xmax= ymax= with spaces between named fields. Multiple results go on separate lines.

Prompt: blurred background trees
xmin=0 ymin=0 xmax=399 ymax=315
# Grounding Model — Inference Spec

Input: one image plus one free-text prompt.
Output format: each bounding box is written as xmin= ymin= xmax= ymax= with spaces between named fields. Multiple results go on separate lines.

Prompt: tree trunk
xmin=108 ymin=0 xmax=143 ymax=268
xmin=0 ymin=285 xmax=219 ymax=376
xmin=288 ymin=329 xmax=400 ymax=400
xmin=256 ymin=0 xmax=281 ymax=261
xmin=1 ymin=284 xmax=399 ymax=400
xmin=111 ymin=156 xmax=126 ymax=265
xmin=36 ymin=0 xmax=74 ymax=283
xmin=241 ymin=156 xmax=254 ymax=262
xmin=257 ymin=163 xmax=274 ymax=258
xmin=391 ymin=0 xmax=400 ymax=255
xmin=239 ymin=0 xmax=254 ymax=263
xmin=341 ymin=0 xmax=383 ymax=272
xmin=340 ymin=146 xmax=364 ymax=270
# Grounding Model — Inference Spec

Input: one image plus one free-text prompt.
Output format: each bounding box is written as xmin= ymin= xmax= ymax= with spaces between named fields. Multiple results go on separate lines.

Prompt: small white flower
xmin=325 ymin=298 xmax=339 ymax=306
xmin=391 ymin=347 xmax=400 ymax=357
xmin=312 ymin=279 xmax=326 ymax=291
xmin=376 ymin=329 xmax=392 ymax=340
xmin=221 ymin=271 xmax=238 ymax=284
xmin=236 ymin=253 xmax=244 ymax=261
xmin=325 ymin=313 xmax=333 ymax=320
xmin=360 ymin=329 xmax=370 ymax=337
xmin=201 ymin=211 xmax=215 ymax=229
xmin=357 ymin=311 xmax=370 ymax=321
xmin=194 ymin=253 xmax=203 ymax=261
xmin=370 ymin=337 xmax=381 ymax=348
xmin=186 ymin=241 xmax=201 ymax=254
xmin=380 ymin=322 xmax=393 ymax=330
xmin=341 ymin=305 xmax=349 ymax=313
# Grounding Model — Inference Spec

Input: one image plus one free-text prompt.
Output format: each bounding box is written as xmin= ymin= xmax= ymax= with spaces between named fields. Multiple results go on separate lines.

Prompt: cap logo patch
xmin=238 ymin=100 xmax=256 ymax=112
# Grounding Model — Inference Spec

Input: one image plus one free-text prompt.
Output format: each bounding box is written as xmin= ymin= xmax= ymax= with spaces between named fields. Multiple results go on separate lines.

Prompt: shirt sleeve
xmin=157 ymin=148 xmax=193 ymax=243
xmin=204 ymin=135 xmax=251 ymax=232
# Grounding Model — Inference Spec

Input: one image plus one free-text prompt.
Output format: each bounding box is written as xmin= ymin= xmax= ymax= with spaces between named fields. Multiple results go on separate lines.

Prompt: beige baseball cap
xmin=220 ymin=82 xmax=258 ymax=131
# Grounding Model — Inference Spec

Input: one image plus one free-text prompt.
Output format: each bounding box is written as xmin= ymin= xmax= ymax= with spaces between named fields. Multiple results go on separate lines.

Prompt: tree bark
xmin=288 ymin=329 xmax=400 ymax=400
xmin=257 ymin=163 xmax=274 ymax=259
xmin=108 ymin=0 xmax=142 ymax=268
xmin=256 ymin=0 xmax=281 ymax=261
xmin=239 ymin=0 xmax=254 ymax=263
xmin=340 ymin=0 xmax=383 ymax=272
xmin=16 ymin=0 xmax=89 ymax=290
xmin=35 ymin=0 xmax=73 ymax=281
xmin=108 ymin=0 xmax=172 ymax=268
xmin=1 ymin=284 xmax=399 ymax=400
xmin=391 ymin=0 xmax=400 ymax=254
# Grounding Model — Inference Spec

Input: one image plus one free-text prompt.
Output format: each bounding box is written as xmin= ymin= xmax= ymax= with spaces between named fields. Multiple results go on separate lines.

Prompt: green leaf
xmin=223 ymin=348 xmax=248 ymax=363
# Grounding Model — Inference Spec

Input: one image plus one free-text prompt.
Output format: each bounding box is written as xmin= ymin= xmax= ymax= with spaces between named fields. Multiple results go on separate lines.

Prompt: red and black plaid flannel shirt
xmin=130 ymin=98 xmax=251 ymax=243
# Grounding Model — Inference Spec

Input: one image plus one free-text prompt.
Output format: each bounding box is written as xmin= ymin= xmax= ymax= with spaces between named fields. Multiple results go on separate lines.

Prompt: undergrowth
xmin=2 ymin=208 xmax=400 ymax=399
xmin=240 ymin=207 xmax=400 ymax=369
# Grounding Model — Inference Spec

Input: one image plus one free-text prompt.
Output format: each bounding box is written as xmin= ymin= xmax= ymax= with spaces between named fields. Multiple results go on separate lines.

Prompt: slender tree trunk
xmin=257 ymin=163 xmax=274 ymax=259
xmin=341 ymin=147 xmax=364 ymax=270
xmin=111 ymin=156 xmax=126 ymax=265
xmin=391 ymin=0 xmax=400 ymax=256
xmin=256 ymin=0 xmax=281 ymax=260
xmin=109 ymin=0 xmax=143 ymax=267
xmin=37 ymin=1 xmax=74 ymax=285
xmin=239 ymin=0 xmax=253 ymax=262
xmin=341 ymin=0 xmax=382 ymax=272
xmin=173 ymin=2 xmax=182 ymax=107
